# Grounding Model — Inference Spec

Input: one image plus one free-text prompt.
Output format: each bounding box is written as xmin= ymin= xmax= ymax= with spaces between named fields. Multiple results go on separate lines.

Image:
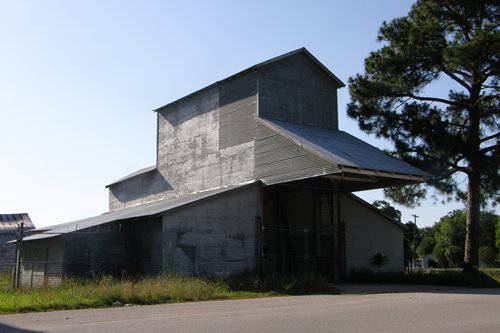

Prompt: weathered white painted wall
xmin=341 ymin=194 xmax=404 ymax=273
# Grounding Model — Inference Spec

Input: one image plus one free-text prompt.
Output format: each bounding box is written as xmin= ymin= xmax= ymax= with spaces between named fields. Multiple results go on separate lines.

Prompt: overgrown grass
xmin=348 ymin=268 xmax=500 ymax=288
xmin=0 ymin=272 xmax=336 ymax=315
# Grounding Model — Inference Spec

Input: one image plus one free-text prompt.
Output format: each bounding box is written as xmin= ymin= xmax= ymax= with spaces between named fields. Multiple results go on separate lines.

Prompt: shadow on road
xmin=335 ymin=283 xmax=500 ymax=296
xmin=0 ymin=323 xmax=39 ymax=333
xmin=431 ymin=288 xmax=500 ymax=296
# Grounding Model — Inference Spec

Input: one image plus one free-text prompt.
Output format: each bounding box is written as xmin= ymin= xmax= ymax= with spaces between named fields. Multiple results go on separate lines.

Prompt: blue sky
xmin=1 ymin=0 xmax=476 ymax=228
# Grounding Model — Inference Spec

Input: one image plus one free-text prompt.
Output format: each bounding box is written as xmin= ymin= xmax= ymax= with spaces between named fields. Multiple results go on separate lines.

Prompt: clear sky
xmin=0 ymin=0 xmax=483 ymax=228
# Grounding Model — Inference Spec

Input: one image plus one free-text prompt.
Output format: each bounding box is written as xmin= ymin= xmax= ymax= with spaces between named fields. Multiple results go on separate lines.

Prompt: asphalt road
xmin=1 ymin=288 xmax=499 ymax=333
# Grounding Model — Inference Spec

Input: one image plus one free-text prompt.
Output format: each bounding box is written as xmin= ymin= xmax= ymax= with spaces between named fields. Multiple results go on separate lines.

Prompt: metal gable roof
xmin=22 ymin=182 xmax=256 ymax=242
xmin=105 ymin=165 xmax=157 ymax=188
xmin=257 ymin=117 xmax=429 ymax=179
xmin=153 ymin=48 xmax=345 ymax=113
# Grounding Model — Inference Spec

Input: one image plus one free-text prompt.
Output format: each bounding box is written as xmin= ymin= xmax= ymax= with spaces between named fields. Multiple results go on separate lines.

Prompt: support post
xmin=14 ymin=222 xmax=24 ymax=289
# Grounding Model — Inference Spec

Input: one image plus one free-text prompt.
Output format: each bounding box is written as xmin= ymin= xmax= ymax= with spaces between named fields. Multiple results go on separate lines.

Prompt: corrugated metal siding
xmin=219 ymin=73 xmax=258 ymax=149
xmin=255 ymin=124 xmax=341 ymax=184
xmin=258 ymin=52 xmax=339 ymax=130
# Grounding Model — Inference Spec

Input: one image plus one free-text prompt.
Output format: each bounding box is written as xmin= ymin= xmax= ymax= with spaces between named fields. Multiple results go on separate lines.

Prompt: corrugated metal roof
xmin=0 ymin=213 xmax=35 ymax=233
xmin=153 ymin=48 xmax=345 ymax=113
xmin=22 ymin=182 xmax=256 ymax=242
xmin=105 ymin=165 xmax=157 ymax=188
xmin=257 ymin=117 xmax=429 ymax=178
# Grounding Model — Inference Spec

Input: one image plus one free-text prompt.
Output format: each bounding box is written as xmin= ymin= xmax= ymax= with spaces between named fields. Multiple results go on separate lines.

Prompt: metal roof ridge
xmin=152 ymin=48 xmax=345 ymax=113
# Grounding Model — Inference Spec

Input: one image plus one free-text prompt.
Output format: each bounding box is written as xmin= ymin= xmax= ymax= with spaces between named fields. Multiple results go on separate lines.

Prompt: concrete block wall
xmin=341 ymin=194 xmax=404 ymax=273
xmin=162 ymin=185 xmax=258 ymax=276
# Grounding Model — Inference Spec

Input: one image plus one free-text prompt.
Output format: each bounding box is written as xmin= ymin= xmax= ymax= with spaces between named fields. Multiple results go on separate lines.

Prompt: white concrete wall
xmin=341 ymin=194 xmax=404 ymax=273
xmin=162 ymin=185 xmax=258 ymax=276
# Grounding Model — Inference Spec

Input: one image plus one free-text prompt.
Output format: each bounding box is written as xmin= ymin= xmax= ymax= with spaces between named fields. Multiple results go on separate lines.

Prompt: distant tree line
xmin=416 ymin=210 xmax=499 ymax=268
xmin=374 ymin=201 xmax=500 ymax=268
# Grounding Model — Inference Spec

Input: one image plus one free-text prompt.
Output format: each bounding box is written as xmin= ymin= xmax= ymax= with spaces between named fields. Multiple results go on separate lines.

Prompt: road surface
xmin=1 ymin=288 xmax=499 ymax=333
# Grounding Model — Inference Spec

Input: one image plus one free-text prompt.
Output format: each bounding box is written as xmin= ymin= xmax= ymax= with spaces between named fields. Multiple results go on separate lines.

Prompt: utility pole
xmin=14 ymin=222 xmax=24 ymax=288
xmin=411 ymin=214 xmax=418 ymax=269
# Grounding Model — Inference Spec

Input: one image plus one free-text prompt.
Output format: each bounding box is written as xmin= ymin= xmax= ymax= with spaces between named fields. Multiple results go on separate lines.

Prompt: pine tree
xmin=347 ymin=0 xmax=499 ymax=271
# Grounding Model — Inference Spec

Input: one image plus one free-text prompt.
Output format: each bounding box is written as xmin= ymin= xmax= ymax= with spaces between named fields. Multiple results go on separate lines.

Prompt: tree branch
xmin=480 ymin=144 xmax=500 ymax=154
xmin=436 ymin=62 xmax=472 ymax=91
xmin=404 ymin=148 xmax=469 ymax=174
xmin=480 ymin=132 xmax=500 ymax=143
xmin=392 ymin=93 xmax=461 ymax=106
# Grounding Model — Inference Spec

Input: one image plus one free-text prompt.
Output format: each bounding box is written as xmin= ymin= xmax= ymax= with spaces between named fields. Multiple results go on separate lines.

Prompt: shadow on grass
xmin=225 ymin=274 xmax=339 ymax=295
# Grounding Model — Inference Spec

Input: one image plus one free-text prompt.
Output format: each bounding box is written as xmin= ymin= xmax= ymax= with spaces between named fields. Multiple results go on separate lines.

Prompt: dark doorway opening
xmin=261 ymin=183 xmax=339 ymax=277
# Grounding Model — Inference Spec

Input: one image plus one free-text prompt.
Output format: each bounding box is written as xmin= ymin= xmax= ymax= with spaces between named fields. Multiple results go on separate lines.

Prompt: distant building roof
xmin=0 ymin=213 xmax=35 ymax=233
xmin=257 ymin=117 xmax=429 ymax=180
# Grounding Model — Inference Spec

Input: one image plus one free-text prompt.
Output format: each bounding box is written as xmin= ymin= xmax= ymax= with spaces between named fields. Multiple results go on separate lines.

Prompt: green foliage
xmin=347 ymin=0 xmax=500 ymax=267
xmin=417 ymin=234 xmax=435 ymax=258
xmin=403 ymin=222 xmax=421 ymax=264
xmin=479 ymin=246 xmax=497 ymax=266
xmin=0 ymin=274 xmax=335 ymax=314
xmin=419 ymin=210 xmax=499 ymax=267
xmin=432 ymin=210 xmax=468 ymax=267
xmin=372 ymin=200 xmax=402 ymax=222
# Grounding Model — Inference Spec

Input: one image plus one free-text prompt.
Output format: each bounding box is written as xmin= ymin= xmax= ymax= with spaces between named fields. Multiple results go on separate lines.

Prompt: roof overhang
xmin=257 ymin=117 xmax=429 ymax=190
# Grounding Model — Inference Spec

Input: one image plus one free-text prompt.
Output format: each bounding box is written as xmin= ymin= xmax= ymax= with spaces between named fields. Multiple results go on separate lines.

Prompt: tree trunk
xmin=464 ymin=171 xmax=480 ymax=273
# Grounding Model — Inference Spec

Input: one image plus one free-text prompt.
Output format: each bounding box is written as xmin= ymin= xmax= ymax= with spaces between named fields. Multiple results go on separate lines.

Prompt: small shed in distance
xmin=0 ymin=214 xmax=35 ymax=272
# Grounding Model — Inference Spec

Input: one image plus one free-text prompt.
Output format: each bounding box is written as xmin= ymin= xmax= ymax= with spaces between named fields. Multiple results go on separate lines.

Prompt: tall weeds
xmin=0 ymin=273 xmax=334 ymax=314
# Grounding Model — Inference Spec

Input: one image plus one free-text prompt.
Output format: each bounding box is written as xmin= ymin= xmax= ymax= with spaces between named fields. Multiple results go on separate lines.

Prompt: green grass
xmin=0 ymin=272 xmax=336 ymax=315
xmin=348 ymin=268 xmax=500 ymax=288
